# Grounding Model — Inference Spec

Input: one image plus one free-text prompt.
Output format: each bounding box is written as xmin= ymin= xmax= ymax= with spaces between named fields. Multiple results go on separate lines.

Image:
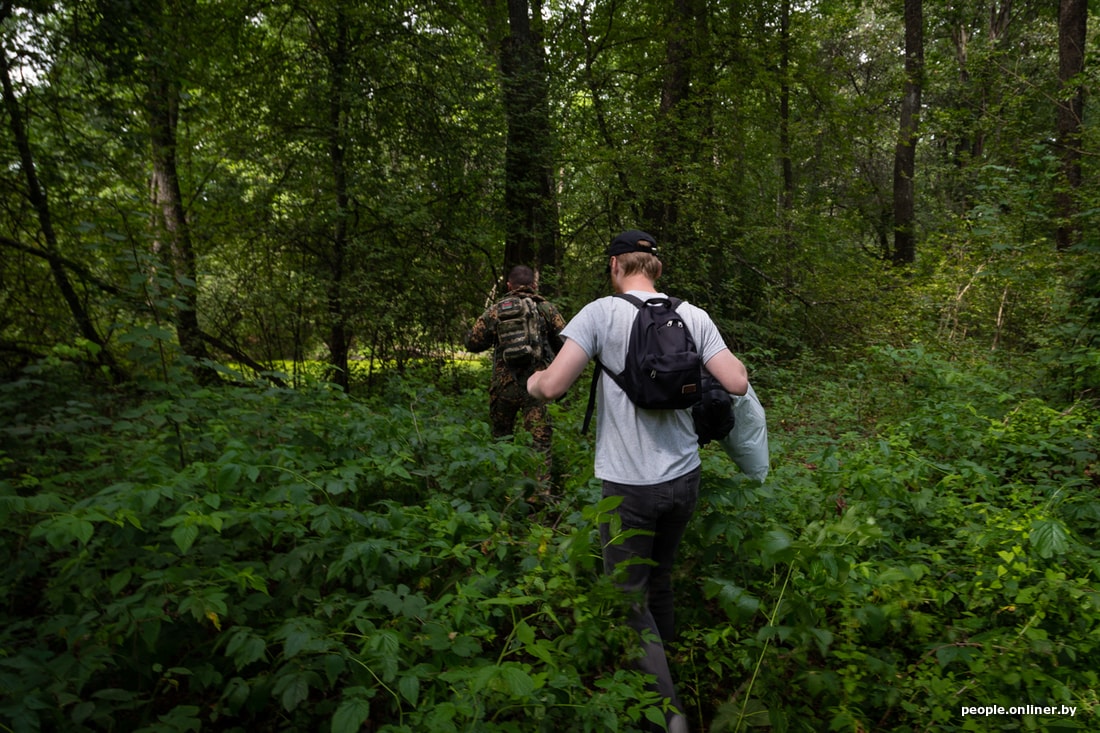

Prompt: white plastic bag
xmin=720 ymin=382 xmax=769 ymax=481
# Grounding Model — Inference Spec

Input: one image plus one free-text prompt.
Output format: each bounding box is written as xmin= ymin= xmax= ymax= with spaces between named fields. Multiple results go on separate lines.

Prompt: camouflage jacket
xmin=465 ymin=286 xmax=566 ymax=387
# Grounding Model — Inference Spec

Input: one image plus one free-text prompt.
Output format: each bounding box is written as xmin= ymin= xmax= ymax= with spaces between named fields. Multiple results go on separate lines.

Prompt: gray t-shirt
xmin=561 ymin=290 xmax=730 ymax=485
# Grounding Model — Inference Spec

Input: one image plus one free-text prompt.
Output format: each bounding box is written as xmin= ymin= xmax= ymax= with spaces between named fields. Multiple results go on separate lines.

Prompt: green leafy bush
xmin=0 ymin=370 xmax=660 ymax=732
xmin=677 ymin=346 xmax=1099 ymax=732
xmin=2 ymin=345 xmax=1098 ymax=732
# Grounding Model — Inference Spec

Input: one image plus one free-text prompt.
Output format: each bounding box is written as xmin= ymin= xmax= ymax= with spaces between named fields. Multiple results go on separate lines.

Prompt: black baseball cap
xmin=608 ymin=230 xmax=659 ymax=257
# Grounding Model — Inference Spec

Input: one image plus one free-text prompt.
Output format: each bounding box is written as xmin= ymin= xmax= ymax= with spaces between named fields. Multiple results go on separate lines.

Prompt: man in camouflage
xmin=465 ymin=265 xmax=566 ymax=490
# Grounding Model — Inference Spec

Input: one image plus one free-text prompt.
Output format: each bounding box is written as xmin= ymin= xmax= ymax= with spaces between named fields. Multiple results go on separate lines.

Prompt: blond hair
xmin=615 ymin=251 xmax=662 ymax=280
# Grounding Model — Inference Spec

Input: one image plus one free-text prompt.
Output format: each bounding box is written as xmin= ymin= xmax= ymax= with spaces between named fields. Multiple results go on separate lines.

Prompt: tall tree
xmin=1056 ymin=0 xmax=1086 ymax=250
xmin=777 ymin=0 xmax=795 ymax=284
xmin=139 ymin=0 xmax=216 ymax=381
xmin=892 ymin=0 xmax=923 ymax=265
xmin=0 ymin=6 xmax=124 ymax=381
xmin=640 ymin=0 xmax=696 ymax=242
xmin=62 ymin=0 xmax=224 ymax=380
xmin=307 ymin=1 xmax=355 ymax=390
xmin=492 ymin=0 xmax=558 ymax=277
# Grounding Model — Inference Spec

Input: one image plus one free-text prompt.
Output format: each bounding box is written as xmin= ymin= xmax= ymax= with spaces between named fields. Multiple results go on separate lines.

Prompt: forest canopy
xmin=0 ymin=0 xmax=1096 ymax=387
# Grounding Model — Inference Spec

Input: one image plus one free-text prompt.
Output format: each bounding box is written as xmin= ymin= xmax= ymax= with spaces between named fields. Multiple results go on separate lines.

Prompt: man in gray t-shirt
xmin=527 ymin=230 xmax=748 ymax=733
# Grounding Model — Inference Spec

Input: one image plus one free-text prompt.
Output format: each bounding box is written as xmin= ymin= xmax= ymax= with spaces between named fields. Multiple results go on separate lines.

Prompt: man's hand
xmin=527 ymin=339 xmax=590 ymax=401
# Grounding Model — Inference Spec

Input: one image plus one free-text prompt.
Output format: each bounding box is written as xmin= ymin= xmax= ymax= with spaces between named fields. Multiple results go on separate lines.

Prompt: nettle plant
xmin=1 ymin=345 xmax=1097 ymax=733
xmin=672 ymin=347 xmax=1099 ymax=732
xmin=0 ymin=368 xmax=664 ymax=733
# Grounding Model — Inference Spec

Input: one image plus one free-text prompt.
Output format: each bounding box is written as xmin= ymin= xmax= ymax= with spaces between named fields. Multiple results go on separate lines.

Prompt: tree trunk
xmin=137 ymin=0 xmax=217 ymax=382
xmin=892 ymin=0 xmax=923 ymax=265
xmin=778 ymin=0 xmax=794 ymax=285
xmin=0 ymin=38 xmax=125 ymax=382
xmin=145 ymin=64 xmax=217 ymax=382
xmin=323 ymin=14 xmax=352 ymax=391
xmin=641 ymin=0 xmax=695 ymax=244
xmin=498 ymin=0 xmax=558 ymax=280
xmin=1056 ymin=0 xmax=1086 ymax=250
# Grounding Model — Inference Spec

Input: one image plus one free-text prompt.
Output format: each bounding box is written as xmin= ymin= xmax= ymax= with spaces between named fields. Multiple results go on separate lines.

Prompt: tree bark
xmin=498 ymin=0 xmax=558 ymax=280
xmin=145 ymin=63 xmax=217 ymax=382
xmin=323 ymin=12 xmax=352 ymax=391
xmin=1056 ymin=0 xmax=1086 ymax=250
xmin=778 ymin=0 xmax=795 ymax=285
xmin=0 ymin=38 xmax=125 ymax=381
xmin=137 ymin=0 xmax=219 ymax=382
xmin=641 ymin=0 xmax=695 ymax=243
xmin=892 ymin=0 xmax=923 ymax=265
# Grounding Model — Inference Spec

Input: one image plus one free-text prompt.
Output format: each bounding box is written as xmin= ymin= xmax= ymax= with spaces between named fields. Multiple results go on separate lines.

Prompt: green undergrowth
xmin=1 ymin=345 xmax=1098 ymax=732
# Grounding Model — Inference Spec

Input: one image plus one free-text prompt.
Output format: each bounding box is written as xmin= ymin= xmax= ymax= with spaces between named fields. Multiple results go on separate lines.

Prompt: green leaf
xmin=171 ymin=523 xmax=200 ymax=554
xmin=704 ymin=578 xmax=760 ymax=620
xmin=758 ymin=528 xmax=794 ymax=566
xmin=595 ymin=494 xmax=624 ymax=514
xmin=226 ymin=629 xmax=267 ymax=669
xmin=71 ymin=701 xmax=95 ymax=724
xmin=1029 ymin=519 xmax=1070 ymax=559
xmin=499 ymin=665 xmax=535 ymax=696
xmin=331 ymin=698 xmax=370 ymax=733
xmin=275 ymin=671 xmax=311 ymax=712
xmin=371 ymin=588 xmax=402 ymax=615
xmin=398 ymin=674 xmax=420 ymax=706
xmin=109 ymin=569 xmax=133 ymax=595
xmin=284 ymin=628 xmax=313 ymax=658
xmin=34 ymin=514 xmax=96 ymax=548
xmin=451 ymin=635 xmax=481 ymax=658
xmin=323 ymin=654 xmax=346 ymax=686
xmin=71 ymin=517 xmax=95 ymax=545
xmin=515 ymin=620 xmax=535 ymax=646
xmin=216 ymin=465 xmax=242 ymax=493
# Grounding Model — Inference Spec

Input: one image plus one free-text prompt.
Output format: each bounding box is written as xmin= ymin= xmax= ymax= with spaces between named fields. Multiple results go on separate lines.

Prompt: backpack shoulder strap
xmin=582 ymin=360 xmax=602 ymax=435
xmin=615 ymin=292 xmax=682 ymax=310
xmin=582 ymin=295 xmax=641 ymax=434
xmin=582 ymin=295 xmax=637 ymax=434
xmin=614 ymin=292 xmax=645 ymax=309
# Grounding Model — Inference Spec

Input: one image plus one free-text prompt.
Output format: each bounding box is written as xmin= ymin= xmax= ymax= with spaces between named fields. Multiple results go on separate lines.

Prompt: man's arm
xmin=543 ymin=302 xmax=566 ymax=353
xmin=527 ymin=339 xmax=590 ymax=401
xmin=464 ymin=311 xmax=494 ymax=353
xmin=704 ymin=348 xmax=749 ymax=396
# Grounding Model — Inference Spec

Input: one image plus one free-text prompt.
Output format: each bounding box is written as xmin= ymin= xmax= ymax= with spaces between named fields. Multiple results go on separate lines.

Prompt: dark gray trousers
xmin=599 ymin=466 xmax=700 ymax=730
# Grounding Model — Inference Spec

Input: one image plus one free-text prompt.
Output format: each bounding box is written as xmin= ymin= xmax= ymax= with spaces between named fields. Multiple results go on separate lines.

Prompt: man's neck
xmin=614 ymin=274 xmax=658 ymax=294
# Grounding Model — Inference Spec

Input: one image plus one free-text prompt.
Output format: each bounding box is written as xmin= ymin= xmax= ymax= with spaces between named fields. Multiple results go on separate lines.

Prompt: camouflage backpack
xmin=496 ymin=296 xmax=545 ymax=369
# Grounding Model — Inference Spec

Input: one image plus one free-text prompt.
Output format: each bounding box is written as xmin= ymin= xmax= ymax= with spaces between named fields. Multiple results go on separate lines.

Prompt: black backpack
xmin=582 ymin=294 xmax=702 ymax=433
xmin=496 ymin=295 xmax=546 ymax=369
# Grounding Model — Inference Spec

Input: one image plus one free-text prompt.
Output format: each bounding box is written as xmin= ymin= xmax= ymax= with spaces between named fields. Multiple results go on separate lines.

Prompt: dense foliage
xmin=3 ymin=0 xmax=1099 ymax=731
xmin=2 ymin=342 xmax=1097 ymax=732
xmin=2 ymin=1 xmax=1097 ymax=382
